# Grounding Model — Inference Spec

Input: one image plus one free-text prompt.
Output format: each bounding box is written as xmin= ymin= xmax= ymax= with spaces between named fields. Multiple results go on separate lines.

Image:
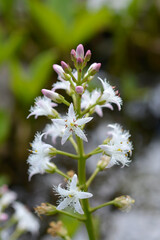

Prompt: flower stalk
xmin=26 ymin=43 xmax=134 ymax=240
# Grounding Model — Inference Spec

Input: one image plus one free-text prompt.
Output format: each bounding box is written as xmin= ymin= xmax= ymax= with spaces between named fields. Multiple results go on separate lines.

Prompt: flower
xmin=53 ymin=103 xmax=93 ymax=145
xmin=54 ymin=174 xmax=93 ymax=214
xmin=99 ymin=77 xmax=122 ymax=110
xmin=81 ymin=89 xmax=103 ymax=116
xmin=99 ymin=124 xmax=133 ymax=168
xmin=27 ymin=132 xmax=55 ymax=180
xmin=0 ymin=186 xmax=17 ymax=211
xmin=27 ymin=96 xmax=57 ymax=119
xmin=43 ymin=121 xmax=65 ymax=144
xmin=13 ymin=202 xmax=39 ymax=234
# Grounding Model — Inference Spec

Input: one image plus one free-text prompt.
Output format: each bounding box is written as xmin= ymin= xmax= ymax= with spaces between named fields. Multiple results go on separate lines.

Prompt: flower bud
xmin=47 ymin=221 xmax=68 ymax=238
xmin=53 ymin=64 xmax=65 ymax=78
xmin=84 ymin=50 xmax=91 ymax=62
xmin=76 ymin=57 xmax=83 ymax=69
xmin=71 ymin=49 xmax=76 ymax=62
xmin=75 ymin=86 xmax=84 ymax=94
xmin=88 ymin=63 xmax=101 ymax=76
xmin=76 ymin=44 xmax=84 ymax=58
xmin=97 ymin=155 xmax=110 ymax=170
xmin=113 ymin=195 xmax=135 ymax=212
xmin=67 ymin=170 xmax=75 ymax=178
xmin=41 ymin=89 xmax=65 ymax=104
xmin=35 ymin=203 xmax=57 ymax=216
xmin=0 ymin=213 xmax=8 ymax=221
xmin=61 ymin=61 xmax=72 ymax=74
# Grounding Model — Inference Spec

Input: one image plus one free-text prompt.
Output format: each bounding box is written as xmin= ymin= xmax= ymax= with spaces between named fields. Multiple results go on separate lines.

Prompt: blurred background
xmin=0 ymin=0 xmax=160 ymax=239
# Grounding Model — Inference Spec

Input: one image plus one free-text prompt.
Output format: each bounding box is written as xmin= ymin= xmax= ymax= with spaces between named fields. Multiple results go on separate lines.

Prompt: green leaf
xmin=10 ymin=50 xmax=57 ymax=105
xmin=72 ymin=8 xmax=113 ymax=46
xmin=59 ymin=214 xmax=81 ymax=237
xmin=0 ymin=31 xmax=25 ymax=64
xmin=29 ymin=1 xmax=113 ymax=50
xmin=0 ymin=110 xmax=11 ymax=144
xmin=29 ymin=1 xmax=68 ymax=49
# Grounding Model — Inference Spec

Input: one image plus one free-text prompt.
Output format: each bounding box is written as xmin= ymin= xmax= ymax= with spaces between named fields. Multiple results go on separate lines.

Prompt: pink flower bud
xmin=42 ymin=89 xmax=60 ymax=101
xmin=0 ymin=213 xmax=8 ymax=222
xmin=53 ymin=64 xmax=65 ymax=78
xmin=76 ymin=57 xmax=83 ymax=69
xmin=76 ymin=44 xmax=84 ymax=58
xmin=75 ymin=86 xmax=84 ymax=94
xmin=61 ymin=61 xmax=71 ymax=73
xmin=88 ymin=63 xmax=101 ymax=75
xmin=71 ymin=49 xmax=76 ymax=61
xmin=85 ymin=50 xmax=91 ymax=62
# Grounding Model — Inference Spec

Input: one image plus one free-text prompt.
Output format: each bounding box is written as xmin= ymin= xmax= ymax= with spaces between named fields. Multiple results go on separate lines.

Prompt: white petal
xmin=98 ymin=77 xmax=106 ymax=90
xmin=76 ymin=117 xmax=93 ymax=125
xmin=61 ymin=128 xmax=72 ymax=145
xmin=77 ymin=191 xmax=93 ymax=199
xmin=70 ymin=174 xmax=78 ymax=190
xmin=74 ymin=127 xmax=88 ymax=142
xmin=68 ymin=103 xmax=76 ymax=118
xmin=57 ymin=185 xmax=70 ymax=196
xmin=56 ymin=198 xmax=71 ymax=211
xmin=53 ymin=119 xmax=65 ymax=126
xmin=104 ymin=103 xmax=113 ymax=110
xmin=95 ymin=106 xmax=103 ymax=117
xmin=73 ymin=200 xmax=84 ymax=214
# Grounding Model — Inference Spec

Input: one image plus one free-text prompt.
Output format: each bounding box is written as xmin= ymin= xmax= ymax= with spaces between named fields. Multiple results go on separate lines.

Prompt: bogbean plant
xmin=28 ymin=44 xmax=135 ymax=240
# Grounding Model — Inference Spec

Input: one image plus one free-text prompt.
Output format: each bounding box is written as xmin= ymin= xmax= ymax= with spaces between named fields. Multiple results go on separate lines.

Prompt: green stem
xmin=77 ymin=137 xmax=96 ymax=240
xmin=86 ymin=168 xmax=100 ymax=188
xmin=86 ymin=148 xmax=102 ymax=158
xmin=57 ymin=208 xmax=86 ymax=221
xmin=64 ymin=236 xmax=71 ymax=240
xmin=56 ymin=150 xmax=78 ymax=159
xmin=81 ymin=102 xmax=98 ymax=116
xmin=90 ymin=201 xmax=114 ymax=213
xmin=55 ymin=169 xmax=70 ymax=180
xmin=69 ymin=72 xmax=77 ymax=83
xmin=10 ymin=229 xmax=24 ymax=240
xmin=62 ymin=99 xmax=70 ymax=107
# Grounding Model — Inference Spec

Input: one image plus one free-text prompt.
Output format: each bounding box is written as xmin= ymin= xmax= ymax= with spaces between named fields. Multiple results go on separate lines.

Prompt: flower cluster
xmin=26 ymin=43 xmax=134 ymax=239
xmin=99 ymin=124 xmax=133 ymax=168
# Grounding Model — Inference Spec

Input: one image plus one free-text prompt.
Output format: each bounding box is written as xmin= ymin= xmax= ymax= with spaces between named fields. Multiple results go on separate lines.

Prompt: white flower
xmin=99 ymin=124 xmax=133 ymax=168
xmin=0 ymin=186 xmax=17 ymax=211
xmin=27 ymin=96 xmax=57 ymax=119
xmin=81 ymin=89 xmax=113 ymax=117
xmin=13 ymin=202 xmax=39 ymax=234
xmin=43 ymin=121 xmax=65 ymax=144
xmin=54 ymin=174 xmax=93 ymax=214
xmin=53 ymin=103 xmax=93 ymax=145
xmin=99 ymin=77 xmax=122 ymax=111
xmin=27 ymin=132 xmax=54 ymax=180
